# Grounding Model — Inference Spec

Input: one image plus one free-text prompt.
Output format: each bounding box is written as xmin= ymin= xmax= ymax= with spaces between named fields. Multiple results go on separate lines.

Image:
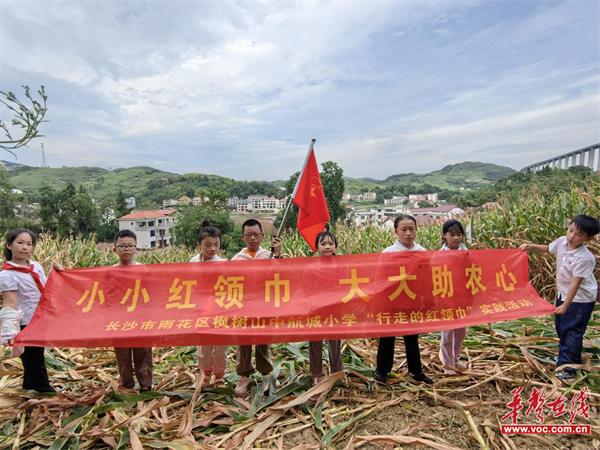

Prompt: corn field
xmin=1 ymin=184 xmax=599 ymax=449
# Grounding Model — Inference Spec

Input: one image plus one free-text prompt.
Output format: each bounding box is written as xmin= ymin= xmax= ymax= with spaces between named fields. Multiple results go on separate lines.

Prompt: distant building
xmin=409 ymin=204 xmax=464 ymax=226
xmin=125 ymin=196 xmax=136 ymax=209
xmin=343 ymin=192 xmax=378 ymax=202
xmin=163 ymin=198 xmax=178 ymax=208
xmin=236 ymin=199 xmax=249 ymax=213
xmin=227 ymin=196 xmax=240 ymax=208
xmin=384 ymin=195 xmax=407 ymax=206
xmin=233 ymin=195 xmax=284 ymax=212
xmin=408 ymin=193 xmax=439 ymax=203
xmin=353 ymin=206 xmax=410 ymax=227
xmin=178 ymin=195 xmax=192 ymax=206
xmin=117 ymin=208 xmax=177 ymax=249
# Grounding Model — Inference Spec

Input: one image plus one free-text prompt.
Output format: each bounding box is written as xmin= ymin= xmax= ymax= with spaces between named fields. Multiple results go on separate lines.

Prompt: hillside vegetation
xmin=4 ymin=160 xmax=515 ymax=207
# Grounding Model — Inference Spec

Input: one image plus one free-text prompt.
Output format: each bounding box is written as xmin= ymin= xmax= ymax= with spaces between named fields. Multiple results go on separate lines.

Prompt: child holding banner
xmin=112 ymin=230 xmax=153 ymax=392
xmin=308 ymin=230 xmax=344 ymax=384
xmin=190 ymin=220 xmax=228 ymax=387
xmin=232 ymin=219 xmax=281 ymax=396
xmin=375 ymin=215 xmax=433 ymax=385
xmin=438 ymin=219 xmax=469 ymax=375
xmin=520 ymin=215 xmax=599 ymax=382
xmin=0 ymin=229 xmax=55 ymax=392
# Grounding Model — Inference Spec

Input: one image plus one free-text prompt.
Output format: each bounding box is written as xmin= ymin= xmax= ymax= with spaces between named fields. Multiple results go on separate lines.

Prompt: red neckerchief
xmin=2 ymin=262 xmax=45 ymax=293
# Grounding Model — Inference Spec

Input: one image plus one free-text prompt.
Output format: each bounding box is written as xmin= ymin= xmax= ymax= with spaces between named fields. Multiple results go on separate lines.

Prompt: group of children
xmin=0 ymin=213 xmax=598 ymax=394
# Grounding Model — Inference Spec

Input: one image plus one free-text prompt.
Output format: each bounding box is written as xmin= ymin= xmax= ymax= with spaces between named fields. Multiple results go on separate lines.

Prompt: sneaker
xmin=312 ymin=376 xmax=323 ymax=385
xmin=555 ymin=370 xmax=576 ymax=382
xmin=213 ymin=378 xmax=226 ymax=388
xmin=139 ymin=386 xmax=152 ymax=393
xmin=373 ymin=371 xmax=388 ymax=384
xmin=235 ymin=376 xmax=251 ymax=396
xmin=410 ymin=372 xmax=433 ymax=385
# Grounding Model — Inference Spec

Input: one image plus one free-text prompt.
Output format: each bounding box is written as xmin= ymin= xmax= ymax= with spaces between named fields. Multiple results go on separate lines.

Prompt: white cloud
xmin=1 ymin=0 xmax=598 ymax=180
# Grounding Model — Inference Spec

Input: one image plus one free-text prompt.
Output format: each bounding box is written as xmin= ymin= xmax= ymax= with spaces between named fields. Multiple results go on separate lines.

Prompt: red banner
xmin=15 ymin=250 xmax=554 ymax=347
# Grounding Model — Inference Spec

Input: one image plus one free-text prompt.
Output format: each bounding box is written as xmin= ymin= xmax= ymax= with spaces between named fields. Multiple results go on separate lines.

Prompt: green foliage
xmin=459 ymin=166 xmax=597 ymax=207
xmin=320 ymin=161 xmax=346 ymax=224
xmin=96 ymin=221 xmax=118 ymax=243
xmin=6 ymin=165 xmax=283 ymax=208
xmin=0 ymin=85 xmax=47 ymax=156
xmin=344 ymin=161 xmax=515 ymax=195
xmin=172 ymin=205 xmax=237 ymax=257
xmin=0 ymin=168 xmax=20 ymax=233
xmin=275 ymin=161 xmax=346 ymax=232
xmin=39 ymin=183 xmax=100 ymax=238
xmin=115 ymin=189 xmax=128 ymax=218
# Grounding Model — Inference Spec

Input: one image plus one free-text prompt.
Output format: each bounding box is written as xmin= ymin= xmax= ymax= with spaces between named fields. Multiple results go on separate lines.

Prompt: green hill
xmin=4 ymin=160 xmax=515 ymax=207
xmin=344 ymin=162 xmax=515 ymax=193
xmin=5 ymin=164 xmax=280 ymax=208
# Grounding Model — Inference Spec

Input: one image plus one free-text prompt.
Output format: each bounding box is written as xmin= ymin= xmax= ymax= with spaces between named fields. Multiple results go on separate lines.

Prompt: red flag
xmin=293 ymin=145 xmax=330 ymax=251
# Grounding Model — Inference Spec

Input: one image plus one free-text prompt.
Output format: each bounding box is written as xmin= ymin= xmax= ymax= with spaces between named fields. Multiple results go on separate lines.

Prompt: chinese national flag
xmin=293 ymin=147 xmax=330 ymax=251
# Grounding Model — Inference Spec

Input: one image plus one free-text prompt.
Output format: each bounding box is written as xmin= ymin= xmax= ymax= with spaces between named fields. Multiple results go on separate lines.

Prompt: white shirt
xmin=549 ymin=236 xmax=597 ymax=303
xmin=0 ymin=261 xmax=47 ymax=325
xmin=383 ymin=240 xmax=426 ymax=253
xmin=231 ymin=247 xmax=272 ymax=260
xmin=190 ymin=254 xmax=225 ymax=262
xmin=440 ymin=243 xmax=468 ymax=251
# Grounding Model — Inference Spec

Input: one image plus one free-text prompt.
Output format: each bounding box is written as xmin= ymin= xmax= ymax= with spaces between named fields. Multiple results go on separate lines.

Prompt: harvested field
xmin=1 ymin=318 xmax=598 ymax=449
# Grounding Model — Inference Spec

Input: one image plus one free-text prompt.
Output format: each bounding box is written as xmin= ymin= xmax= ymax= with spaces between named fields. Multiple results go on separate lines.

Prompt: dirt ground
xmin=1 ymin=333 xmax=598 ymax=449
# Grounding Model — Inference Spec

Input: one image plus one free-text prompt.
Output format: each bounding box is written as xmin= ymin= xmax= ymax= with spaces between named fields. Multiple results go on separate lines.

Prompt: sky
xmin=0 ymin=0 xmax=599 ymax=181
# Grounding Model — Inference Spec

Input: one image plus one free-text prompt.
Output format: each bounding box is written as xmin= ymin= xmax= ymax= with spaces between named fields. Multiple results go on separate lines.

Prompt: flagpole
xmin=276 ymin=138 xmax=315 ymax=238
xmin=270 ymin=139 xmax=316 ymax=258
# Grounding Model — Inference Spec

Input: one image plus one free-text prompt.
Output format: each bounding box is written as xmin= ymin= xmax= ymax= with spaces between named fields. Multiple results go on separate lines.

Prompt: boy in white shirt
xmin=231 ymin=219 xmax=281 ymax=396
xmin=112 ymin=230 xmax=153 ymax=392
xmin=521 ymin=215 xmax=599 ymax=382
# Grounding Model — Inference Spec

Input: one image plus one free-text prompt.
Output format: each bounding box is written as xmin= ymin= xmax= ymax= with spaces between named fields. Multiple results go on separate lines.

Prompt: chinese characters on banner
xmin=15 ymin=249 xmax=555 ymax=348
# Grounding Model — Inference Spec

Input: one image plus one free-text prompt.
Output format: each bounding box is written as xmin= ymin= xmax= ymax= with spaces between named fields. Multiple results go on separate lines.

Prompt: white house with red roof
xmin=117 ymin=208 xmax=177 ymax=249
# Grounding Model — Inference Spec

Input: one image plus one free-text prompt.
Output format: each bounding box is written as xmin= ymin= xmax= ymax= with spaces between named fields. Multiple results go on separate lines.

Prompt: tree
xmin=39 ymin=186 xmax=57 ymax=232
xmin=39 ymin=183 xmax=100 ymax=237
xmin=75 ymin=185 xmax=100 ymax=236
xmin=115 ymin=190 xmax=129 ymax=218
xmin=0 ymin=169 xmax=19 ymax=233
xmin=320 ymin=161 xmax=346 ymax=224
xmin=173 ymin=205 xmax=236 ymax=255
xmin=0 ymin=85 xmax=47 ymax=156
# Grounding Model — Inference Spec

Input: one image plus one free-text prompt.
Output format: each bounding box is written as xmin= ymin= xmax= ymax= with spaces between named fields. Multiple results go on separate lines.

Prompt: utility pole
xmin=41 ymin=142 xmax=48 ymax=167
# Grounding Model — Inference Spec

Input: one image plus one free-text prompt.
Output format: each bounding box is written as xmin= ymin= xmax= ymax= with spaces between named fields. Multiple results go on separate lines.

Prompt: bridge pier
xmin=521 ymin=143 xmax=600 ymax=173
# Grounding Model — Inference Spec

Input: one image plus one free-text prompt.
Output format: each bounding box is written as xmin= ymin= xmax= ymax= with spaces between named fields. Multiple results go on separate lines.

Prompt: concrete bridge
xmin=521 ymin=143 xmax=600 ymax=173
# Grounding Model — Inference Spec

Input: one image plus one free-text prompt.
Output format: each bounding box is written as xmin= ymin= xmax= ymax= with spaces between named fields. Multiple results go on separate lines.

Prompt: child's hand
xmin=52 ymin=261 xmax=64 ymax=271
xmin=554 ymin=304 xmax=568 ymax=315
xmin=519 ymin=243 xmax=529 ymax=251
xmin=272 ymin=237 xmax=282 ymax=257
